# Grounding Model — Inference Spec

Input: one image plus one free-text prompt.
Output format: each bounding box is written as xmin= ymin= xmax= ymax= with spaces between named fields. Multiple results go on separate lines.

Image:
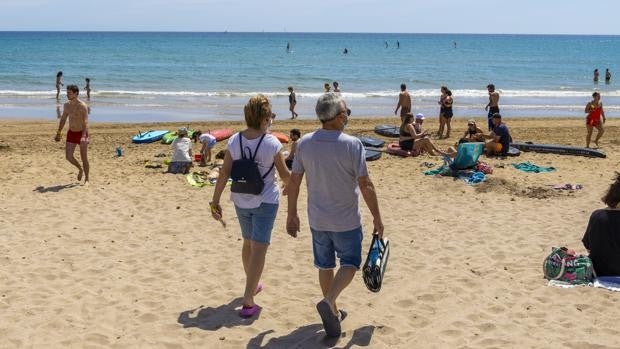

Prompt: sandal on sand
xmin=239 ymin=304 xmax=261 ymax=318
xmin=316 ymin=300 xmax=341 ymax=337
xmin=255 ymin=282 xmax=264 ymax=295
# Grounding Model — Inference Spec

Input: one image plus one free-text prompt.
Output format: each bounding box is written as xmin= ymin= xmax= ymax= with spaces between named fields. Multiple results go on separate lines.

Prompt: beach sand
xmin=1 ymin=116 xmax=619 ymax=348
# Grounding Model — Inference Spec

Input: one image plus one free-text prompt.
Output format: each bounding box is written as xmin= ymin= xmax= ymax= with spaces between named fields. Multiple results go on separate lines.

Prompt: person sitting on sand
xmin=459 ymin=119 xmax=485 ymax=143
xmin=483 ymin=113 xmax=511 ymax=157
xmin=585 ymin=92 xmax=606 ymax=148
xmin=285 ymin=128 xmax=301 ymax=170
xmin=399 ymin=113 xmax=447 ymax=156
xmin=168 ymin=128 xmax=193 ymax=174
xmin=206 ymin=150 xmax=226 ymax=182
xmin=191 ymin=130 xmax=216 ymax=166
xmin=582 ymin=172 xmax=620 ymax=276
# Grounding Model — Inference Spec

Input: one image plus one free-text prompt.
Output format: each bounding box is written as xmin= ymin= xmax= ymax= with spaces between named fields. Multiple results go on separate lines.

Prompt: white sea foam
xmin=1 ymin=89 xmax=619 ymax=99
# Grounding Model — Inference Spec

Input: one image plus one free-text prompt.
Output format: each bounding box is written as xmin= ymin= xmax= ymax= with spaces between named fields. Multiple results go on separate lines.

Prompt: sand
xmin=1 ymin=116 xmax=619 ymax=349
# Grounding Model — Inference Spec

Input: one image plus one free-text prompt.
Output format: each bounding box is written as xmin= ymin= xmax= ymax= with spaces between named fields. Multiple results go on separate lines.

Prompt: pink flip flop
xmin=239 ymin=304 xmax=261 ymax=318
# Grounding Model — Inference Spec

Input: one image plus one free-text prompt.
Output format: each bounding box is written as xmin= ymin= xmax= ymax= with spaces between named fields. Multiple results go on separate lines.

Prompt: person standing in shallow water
xmin=605 ymin=69 xmax=611 ymax=83
xmin=594 ymin=69 xmax=600 ymax=83
xmin=288 ymin=86 xmax=298 ymax=119
xmin=55 ymin=71 xmax=63 ymax=100
xmin=54 ymin=85 xmax=90 ymax=184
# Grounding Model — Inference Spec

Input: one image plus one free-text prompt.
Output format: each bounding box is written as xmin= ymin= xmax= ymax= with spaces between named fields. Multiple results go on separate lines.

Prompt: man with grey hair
xmin=286 ymin=92 xmax=384 ymax=337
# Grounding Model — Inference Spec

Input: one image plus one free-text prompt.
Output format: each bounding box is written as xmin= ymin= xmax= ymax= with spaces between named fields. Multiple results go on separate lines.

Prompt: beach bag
xmin=362 ymin=234 xmax=390 ymax=292
xmin=230 ymin=134 xmax=274 ymax=195
xmin=543 ymin=247 xmax=594 ymax=284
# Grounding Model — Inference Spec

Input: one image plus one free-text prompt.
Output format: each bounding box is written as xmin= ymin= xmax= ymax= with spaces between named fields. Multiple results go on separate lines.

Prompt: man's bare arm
xmin=55 ymin=105 xmax=69 ymax=141
xmin=358 ymin=175 xmax=384 ymax=238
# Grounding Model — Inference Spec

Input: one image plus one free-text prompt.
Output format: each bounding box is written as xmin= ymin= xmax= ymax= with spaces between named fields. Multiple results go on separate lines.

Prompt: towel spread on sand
xmin=512 ymin=162 xmax=556 ymax=173
xmin=548 ymin=277 xmax=620 ymax=292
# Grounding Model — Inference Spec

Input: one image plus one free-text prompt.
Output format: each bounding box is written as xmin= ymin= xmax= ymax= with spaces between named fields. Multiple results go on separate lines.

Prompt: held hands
xmin=286 ymin=213 xmax=300 ymax=238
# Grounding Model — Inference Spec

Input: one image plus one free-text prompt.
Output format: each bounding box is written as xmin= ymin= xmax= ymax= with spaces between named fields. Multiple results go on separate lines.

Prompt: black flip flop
xmin=316 ymin=300 xmax=341 ymax=337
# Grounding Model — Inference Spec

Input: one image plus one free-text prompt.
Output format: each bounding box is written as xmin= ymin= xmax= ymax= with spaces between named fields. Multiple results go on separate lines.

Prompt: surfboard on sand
xmin=374 ymin=125 xmax=400 ymax=138
xmin=356 ymin=135 xmax=385 ymax=148
xmin=270 ymin=131 xmax=289 ymax=144
xmin=365 ymin=149 xmax=382 ymax=161
xmin=511 ymin=142 xmax=606 ymax=158
xmin=208 ymin=129 xmax=233 ymax=142
xmin=132 ymin=130 xmax=169 ymax=144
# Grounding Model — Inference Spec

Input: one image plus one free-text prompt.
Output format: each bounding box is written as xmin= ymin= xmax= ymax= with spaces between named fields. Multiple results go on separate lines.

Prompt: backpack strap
xmin=238 ymin=133 xmax=276 ymax=179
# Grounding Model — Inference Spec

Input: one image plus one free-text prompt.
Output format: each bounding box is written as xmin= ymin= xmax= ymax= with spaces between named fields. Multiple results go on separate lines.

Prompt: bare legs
xmin=241 ymin=239 xmax=268 ymax=307
xmin=444 ymin=117 xmax=451 ymax=138
xmin=65 ymin=142 xmax=89 ymax=183
xmin=586 ymin=125 xmax=604 ymax=148
xmin=436 ymin=113 xmax=445 ymax=138
xmin=318 ymin=267 xmax=356 ymax=315
xmin=414 ymin=138 xmax=448 ymax=156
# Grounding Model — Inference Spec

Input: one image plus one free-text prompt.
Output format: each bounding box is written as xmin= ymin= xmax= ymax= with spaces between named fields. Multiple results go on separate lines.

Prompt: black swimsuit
xmin=399 ymin=127 xmax=414 ymax=151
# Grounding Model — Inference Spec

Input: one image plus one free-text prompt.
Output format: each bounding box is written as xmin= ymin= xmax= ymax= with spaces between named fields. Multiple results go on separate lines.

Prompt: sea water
xmin=0 ymin=32 xmax=617 ymax=122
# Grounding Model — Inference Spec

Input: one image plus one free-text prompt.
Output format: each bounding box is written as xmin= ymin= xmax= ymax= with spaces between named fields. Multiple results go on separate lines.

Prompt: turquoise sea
xmin=0 ymin=32 xmax=618 ymax=122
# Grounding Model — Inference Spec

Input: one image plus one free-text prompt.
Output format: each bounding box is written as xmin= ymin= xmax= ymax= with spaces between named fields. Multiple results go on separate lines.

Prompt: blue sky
xmin=1 ymin=0 xmax=619 ymax=34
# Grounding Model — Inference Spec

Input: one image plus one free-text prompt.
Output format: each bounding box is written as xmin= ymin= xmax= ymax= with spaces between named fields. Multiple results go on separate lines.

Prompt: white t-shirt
xmin=171 ymin=137 xmax=192 ymax=162
xmin=227 ymin=132 xmax=283 ymax=209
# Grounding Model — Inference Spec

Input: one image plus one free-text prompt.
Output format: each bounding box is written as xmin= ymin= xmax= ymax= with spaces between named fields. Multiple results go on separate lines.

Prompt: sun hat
xmin=415 ymin=113 xmax=425 ymax=120
xmin=177 ymin=127 xmax=188 ymax=136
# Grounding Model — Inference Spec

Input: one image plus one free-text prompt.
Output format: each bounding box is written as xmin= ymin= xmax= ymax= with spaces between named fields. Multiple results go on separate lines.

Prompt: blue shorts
xmin=207 ymin=138 xmax=216 ymax=148
xmin=234 ymin=203 xmax=279 ymax=244
xmin=311 ymin=226 xmax=363 ymax=270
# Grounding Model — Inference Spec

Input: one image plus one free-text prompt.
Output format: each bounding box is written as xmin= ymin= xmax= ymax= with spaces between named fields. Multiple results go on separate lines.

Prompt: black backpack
xmin=230 ymin=133 xmax=274 ymax=195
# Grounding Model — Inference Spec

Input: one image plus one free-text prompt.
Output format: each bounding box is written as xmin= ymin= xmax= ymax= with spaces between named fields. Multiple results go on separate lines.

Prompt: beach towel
xmin=186 ymin=172 xmax=232 ymax=187
xmin=512 ymin=162 xmax=555 ymax=173
xmin=459 ymin=171 xmax=486 ymax=185
xmin=548 ymin=277 xmax=620 ymax=292
xmin=424 ymin=165 xmax=450 ymax=176
xmin=594 ymin=277 xmax=620 ymax=292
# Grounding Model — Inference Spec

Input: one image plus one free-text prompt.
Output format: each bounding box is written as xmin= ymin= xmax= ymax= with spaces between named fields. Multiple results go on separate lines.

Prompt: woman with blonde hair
xmin=210 ymin=94 xmax=290 ymax=318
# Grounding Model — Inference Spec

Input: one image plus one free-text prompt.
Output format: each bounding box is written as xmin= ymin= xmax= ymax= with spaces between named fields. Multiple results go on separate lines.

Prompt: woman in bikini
xmin=585 ymin=92 xmax=606 ymax=148
xmin=399 ymin=113 xmax=447 ymax=156
xmin=436 ymin=86 xmax=453 ymax=139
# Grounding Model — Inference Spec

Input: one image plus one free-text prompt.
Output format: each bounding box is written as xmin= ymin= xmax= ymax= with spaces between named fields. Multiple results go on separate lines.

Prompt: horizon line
xmin=0 ymin=30 xmax=619 ymax=36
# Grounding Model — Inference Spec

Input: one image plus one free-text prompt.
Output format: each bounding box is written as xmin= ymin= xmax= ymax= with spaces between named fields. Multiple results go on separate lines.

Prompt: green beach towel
xmin=512 ymin=161 xmax=555 ymax=173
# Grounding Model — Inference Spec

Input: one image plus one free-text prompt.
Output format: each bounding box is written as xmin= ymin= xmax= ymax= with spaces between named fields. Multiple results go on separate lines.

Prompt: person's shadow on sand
xmin=178 ymin=297 xmax=260 ymax=331
xmin=33 ymin=184 xmax=79 ymax=193
xmin=246 ymin=324 xmax=375 ymax=349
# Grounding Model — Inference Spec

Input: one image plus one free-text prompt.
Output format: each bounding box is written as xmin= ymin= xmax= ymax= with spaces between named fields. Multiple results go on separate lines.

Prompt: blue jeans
xmin=234 ymin=203 xmax=279 ymax=244
xmin=311 ymin=226 xmax=363 ymax=270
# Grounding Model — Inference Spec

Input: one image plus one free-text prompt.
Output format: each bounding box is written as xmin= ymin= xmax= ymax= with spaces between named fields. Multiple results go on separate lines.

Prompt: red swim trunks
xmin=66 ymin=130 xmax=83 ymax=144
xmin=587 ymin=107 xmax=602 ymax=127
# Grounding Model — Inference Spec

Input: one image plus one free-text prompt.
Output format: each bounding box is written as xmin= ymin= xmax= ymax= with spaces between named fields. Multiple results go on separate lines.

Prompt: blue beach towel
xmin=594 ymin=277 xmax=620 ymax=292
xmin=512 ymin=161 xmax=556 ymax=173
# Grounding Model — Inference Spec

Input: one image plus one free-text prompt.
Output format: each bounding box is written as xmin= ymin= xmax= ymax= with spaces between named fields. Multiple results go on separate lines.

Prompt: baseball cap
xmin=415 ymin=113 xmax=425 ymax=120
